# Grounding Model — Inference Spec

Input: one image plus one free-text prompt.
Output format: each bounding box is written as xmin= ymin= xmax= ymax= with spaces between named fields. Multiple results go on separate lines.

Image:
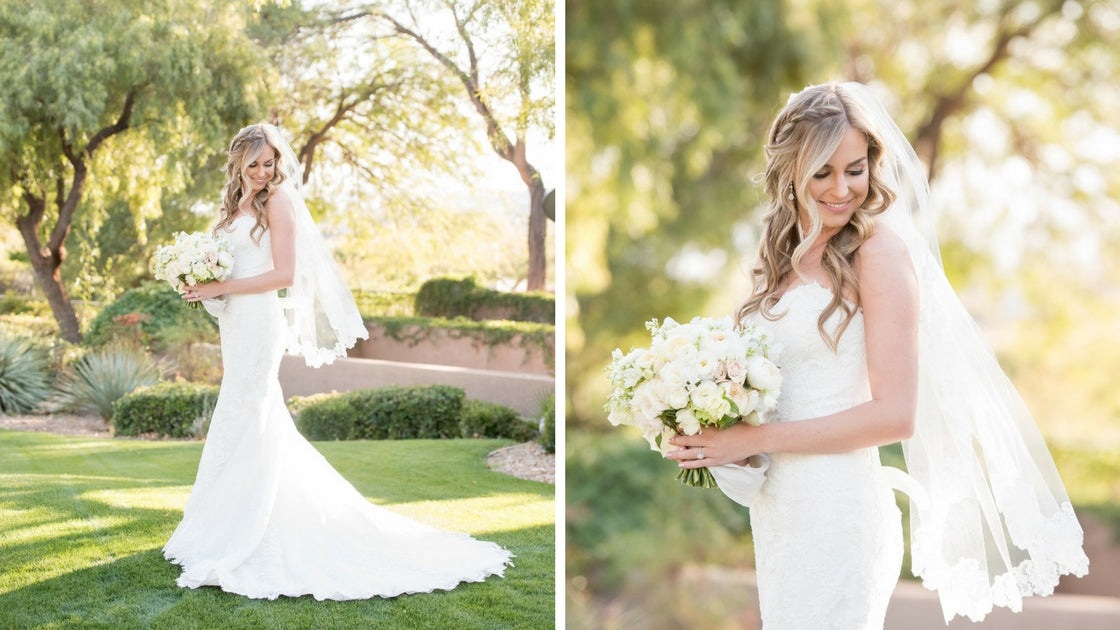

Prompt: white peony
xmin=746 ymin=355 xmax=782 ymax=392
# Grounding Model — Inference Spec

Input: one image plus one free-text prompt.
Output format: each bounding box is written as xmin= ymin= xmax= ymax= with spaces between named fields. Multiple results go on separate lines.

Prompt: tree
xmin=0 ymin=0 xmax=264 ymax=342
xmin=343 ymin=0 xmax=555 ymax=291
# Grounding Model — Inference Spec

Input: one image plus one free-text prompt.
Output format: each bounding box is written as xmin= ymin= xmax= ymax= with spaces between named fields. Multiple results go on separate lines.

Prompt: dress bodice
xmin=220 ymin=214 xmax=273 ymax=280
xmin=752 ymin=282 xmax=871 ymax=422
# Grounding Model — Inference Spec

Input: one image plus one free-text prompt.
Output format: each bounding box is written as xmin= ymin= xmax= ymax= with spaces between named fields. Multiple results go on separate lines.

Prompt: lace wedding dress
xmin=162 ymin=213 xmax=513 ymax=600
xmin=746 ymin=282 xmax=902 ymax=629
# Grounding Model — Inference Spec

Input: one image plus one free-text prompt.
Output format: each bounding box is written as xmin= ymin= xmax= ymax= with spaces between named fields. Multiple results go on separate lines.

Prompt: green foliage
xmin=295 ymin=395 xmax=356 ymax=441
xmin=295 ymin=385 xmax=467 ymax=441
xmin=566 ymin=431 xmax=753 ymax=592
xmin=368 ymin=315 xmax=555 ymax=371
xmin=0 ymin=0 xmax=265 ymax=337
xmin=459 ymin=399 xmax=537 ymax=441
xmin=111 ymin=381 xmax=219 ymax=438
xmin=349 ymin=385 xmax=465 ymax=440
xmin=49 ymin=346 xmax=163 ymax=420
xmin=0 ymin=295 xmax=49 ymax=317
xmin=84 ymin=283 xmax=218 ymax=351
xmin=352 ymin=289 xmax=416 ymax=318
xmin=415 ymin=276 xmax=554 ymax=323
xmin=537 ymin=393 xmax=555 ymax=454
xmin=0 ymin=334 xmax=52 ymax=413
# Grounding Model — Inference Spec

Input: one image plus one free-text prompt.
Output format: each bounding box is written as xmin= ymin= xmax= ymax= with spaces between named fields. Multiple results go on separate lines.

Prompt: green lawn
xmin=0 ymin=430 xmax=555 ymax=629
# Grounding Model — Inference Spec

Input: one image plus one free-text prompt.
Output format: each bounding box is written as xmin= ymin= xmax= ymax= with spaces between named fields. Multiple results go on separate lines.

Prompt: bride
xmin=164 ymin=123 xmax=512 ymax=600
xmin=669 ymin=83 xmax=1088 ymax=627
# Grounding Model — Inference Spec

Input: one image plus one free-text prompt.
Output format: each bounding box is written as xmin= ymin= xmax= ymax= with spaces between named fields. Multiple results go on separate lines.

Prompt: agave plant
xmin=50 ymin=345 xmax=163 ymax=420
xmin=0 ymin=333 xmax=52 ymax=413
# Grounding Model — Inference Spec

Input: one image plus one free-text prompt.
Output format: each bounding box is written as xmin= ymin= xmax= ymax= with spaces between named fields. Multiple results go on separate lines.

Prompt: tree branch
xmin=914 ymin=3 xmax=1062 ymax=178
xmin=377 ymin=12 xmax=515 ymax=162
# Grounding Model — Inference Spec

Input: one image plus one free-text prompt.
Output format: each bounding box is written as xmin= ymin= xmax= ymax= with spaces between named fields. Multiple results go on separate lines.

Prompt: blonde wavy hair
xmin=736 ymin=83 xmax=897 ymax=351
xmin=213 ymin=124 xmax=289 ymax=243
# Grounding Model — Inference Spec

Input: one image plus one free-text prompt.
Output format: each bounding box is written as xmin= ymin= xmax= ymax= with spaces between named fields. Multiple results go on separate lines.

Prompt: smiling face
xmin=243 ymin=145 xmax=277 ymax=194
xmin=804 ymin=126 xmax=869 ymax=236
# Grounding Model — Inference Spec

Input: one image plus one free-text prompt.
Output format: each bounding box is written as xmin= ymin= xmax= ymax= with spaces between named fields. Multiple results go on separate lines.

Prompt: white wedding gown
xmin=163 ymin=213 xmax=513 ymax=600
xmin=747 ymin=282 xmax=902 ymax=629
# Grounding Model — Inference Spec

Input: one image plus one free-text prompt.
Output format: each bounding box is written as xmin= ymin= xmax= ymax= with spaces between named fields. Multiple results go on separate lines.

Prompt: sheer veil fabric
xmin=263 ymin=124 xmax=368 ymax=367
xmin=845 ymin=82 xmax=1089 ymax=622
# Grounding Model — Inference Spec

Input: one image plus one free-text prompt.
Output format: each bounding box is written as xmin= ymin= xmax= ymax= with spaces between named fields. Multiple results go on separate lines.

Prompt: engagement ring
xmin=697 ymin=447 xmax=706 ymax=460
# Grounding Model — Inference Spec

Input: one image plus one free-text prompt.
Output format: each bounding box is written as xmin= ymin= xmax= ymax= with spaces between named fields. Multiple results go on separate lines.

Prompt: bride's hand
xmin=666 ymin=422 xmax=761 ymax=469
xmin=183 ymin=282 xmax=225 ymax=303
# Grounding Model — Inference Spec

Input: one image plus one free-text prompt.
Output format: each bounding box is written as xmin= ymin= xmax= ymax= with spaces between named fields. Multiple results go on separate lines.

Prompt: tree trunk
xmin=510 ymin=137 xmax=547 ymax=291
xmin=15 ymin=196 xmax=82 ymax=343
xmin=526 ymin=177 xmax=546 ymax=291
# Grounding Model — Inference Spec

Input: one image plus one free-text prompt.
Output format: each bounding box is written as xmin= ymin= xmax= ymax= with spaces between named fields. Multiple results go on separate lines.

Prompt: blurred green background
xmin=565 ymin=0 xmax=1120 ymax=627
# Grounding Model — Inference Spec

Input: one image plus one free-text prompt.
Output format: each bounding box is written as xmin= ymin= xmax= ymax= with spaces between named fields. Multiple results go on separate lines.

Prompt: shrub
xmin=459 ymin=399 xmax=538 ymax=441
xmin=0 ymin=333 xmax=52 ymax=413
xmin=49 ymin=345 xmax=163 ymax=420
xmin=294 ymin=385 xmax=466 ymax=441
xmin=296 ymin=395 xmax=356 ymax=441
xmin=0 ymin=294 xmax=49 ymax=317
xmin=537 ymin=393 xmax=555 ymax=454
xmin=112 ymin=381 xmax=219 ymax=438
xmin=84 ymin=282 xmax=218 ymax=351
xmin=349 ymin=385 xmax=465 ymax=440
xmin=414 ymin=276 xmax=553 ymax=323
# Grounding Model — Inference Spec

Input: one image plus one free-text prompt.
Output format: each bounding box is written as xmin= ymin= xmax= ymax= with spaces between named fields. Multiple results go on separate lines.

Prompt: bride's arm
xmin=670 ymin=227 xmax=919 ymax=467
xmin=188 ymin=190 xmax=297 ymax=301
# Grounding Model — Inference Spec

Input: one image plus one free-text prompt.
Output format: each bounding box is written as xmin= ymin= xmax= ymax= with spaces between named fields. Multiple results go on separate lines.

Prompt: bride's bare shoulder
xmin=856 ymin=221 xmax=916 ymax=297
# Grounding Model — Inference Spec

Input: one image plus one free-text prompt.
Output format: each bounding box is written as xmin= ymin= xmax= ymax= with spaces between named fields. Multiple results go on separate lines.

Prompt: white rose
xmin=720 ymin=381 xmax=759 ymax=417
xmin=746 ymin=355 xmax=782 ymax=392
xmin=675 ymin=408 xmax=702 ymax=436
xmin=660 ymin=359 xmax=700 ymax=390
xmin=632 ymin=380 xmax=669 ymax=422
xmin=691 ymin=381 xmax=731 ymax=421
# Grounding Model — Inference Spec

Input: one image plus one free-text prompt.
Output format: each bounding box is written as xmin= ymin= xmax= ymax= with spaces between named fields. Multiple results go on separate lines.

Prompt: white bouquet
xmin=605 ymin=316 xmax=781 ymax=488
xmin=151 ymin=232 xmax=234 ymax=310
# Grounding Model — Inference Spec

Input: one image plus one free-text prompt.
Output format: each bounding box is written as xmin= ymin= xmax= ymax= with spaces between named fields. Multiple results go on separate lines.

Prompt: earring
xmin=787 ymin=183 xmax=795 ymax=201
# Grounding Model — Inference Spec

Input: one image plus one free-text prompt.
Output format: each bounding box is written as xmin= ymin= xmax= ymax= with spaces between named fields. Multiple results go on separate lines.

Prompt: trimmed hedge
xmin=460 ymin=399 xmax=537 ymax=441
xmin=414 ymin=276 xmax=553 ymax=323
xmin=85 ymin=282 xmax=218 ymax=350
xmin=111 ymin=381 xmax=219 ymax=438
xmin=293 ymin=385 xmax=535 ymax=442
xmin=295 ymin=385 xmax=465 ymax=441
xmin=296 ymin=395 xmax=356 ymax=441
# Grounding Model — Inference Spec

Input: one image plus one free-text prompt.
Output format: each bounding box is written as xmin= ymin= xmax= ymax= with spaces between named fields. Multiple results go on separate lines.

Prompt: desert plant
xmin=0 ymin=333 xmax=52 ymax=413
xmin=111 ymin=381 xmax=220 ymax=438
xmin=50 ymin=346 xmax=163 ymax=420
xmin=459 ymin=399 xmax=537 ymax=441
